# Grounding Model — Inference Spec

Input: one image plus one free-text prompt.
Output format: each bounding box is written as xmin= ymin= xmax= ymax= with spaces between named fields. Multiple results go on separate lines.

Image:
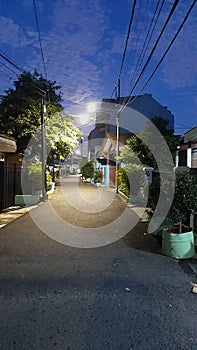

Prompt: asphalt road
xmin=0 ymin=176 xmax=196 ymax=350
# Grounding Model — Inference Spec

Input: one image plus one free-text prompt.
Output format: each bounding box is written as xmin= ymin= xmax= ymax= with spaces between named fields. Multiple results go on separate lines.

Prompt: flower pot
xmin=162 ymin=230 xmax=195 ymax=259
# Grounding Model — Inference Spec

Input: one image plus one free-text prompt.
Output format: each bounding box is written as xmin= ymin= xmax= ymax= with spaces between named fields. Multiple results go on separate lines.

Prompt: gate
xmin=0 ymin=162 xmax=22 ymax=211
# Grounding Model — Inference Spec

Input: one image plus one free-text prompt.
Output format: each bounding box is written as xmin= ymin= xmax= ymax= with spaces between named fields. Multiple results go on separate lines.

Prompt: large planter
xmin=15 ymin=194 xmax=40 ymax=206
xmin=162 ymin=230 xmax=195 ymax=259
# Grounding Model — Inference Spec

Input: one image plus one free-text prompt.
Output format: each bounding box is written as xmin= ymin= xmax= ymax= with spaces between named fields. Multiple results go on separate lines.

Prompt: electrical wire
xmin=123 ymin=0 xmax=180 ymax=108
xmin=0 ymin=52 xmax=46 ymax=96
xmin=110 ymin=0 xmax=137 ymax=98
xmin=121 ymin=0 xmax=149 ymax=85
xmin=0 ymin=61 xmax=19 ymax=77
xmin=32 ymin=0 xmax=48 ymax=81
xmin=129 ymin=0 xmax=165 ymax=88
xmin=0 ymin=52 xmax=22 ymax=73
xmin=120 ymin=0 xmax=197 ymax=112
xmin=156 ymin=93 xmax=197 ymax=99
xmin=121 ymin=0 xmax=165 ymax=109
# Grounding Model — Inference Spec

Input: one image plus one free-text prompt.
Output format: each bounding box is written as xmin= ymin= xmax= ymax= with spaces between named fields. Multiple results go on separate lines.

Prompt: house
xmin=176 ymin=127 xmax=197 ymax=168
xmin=0 ymin=134 xmax=17 ymax=161
xmin=88 ymin=94 xmax=174 ymax=186
xmin=0 ymin=135 xmax=22 ymax=211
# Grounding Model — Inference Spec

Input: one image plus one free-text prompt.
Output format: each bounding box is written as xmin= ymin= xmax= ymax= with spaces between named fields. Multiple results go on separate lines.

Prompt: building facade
xmin=176 ymin=127 xmax=197 ymax=168
xmin=88 ymin=94 xmax=175 ymax=186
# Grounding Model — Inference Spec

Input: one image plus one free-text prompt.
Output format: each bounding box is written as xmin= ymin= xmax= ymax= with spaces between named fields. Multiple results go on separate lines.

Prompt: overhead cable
xmin=0 ymin=52 xmax=46 ymax=96
xmin=121 ymin=0 xmax=165 ymax=109
xmin=120 ymin=0 xmax=197 ymax=112
xmin=124 ymin=0 xmax=180 ymax=107
xmin=129 ymin=0 xmax=165 ymax=88
xmin=33 ymin=0 xmax=48 ymax=81
xmin=110 ymin=0 xmax=137 ymax=98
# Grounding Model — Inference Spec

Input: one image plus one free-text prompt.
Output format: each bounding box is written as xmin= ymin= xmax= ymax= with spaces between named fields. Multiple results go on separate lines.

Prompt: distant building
xmin=88 ymin=94 xmax=174 ymax=161
xmin=88 ymin=94 xmax=174 ymax=186
xmin=176 ymin=127 xmax=197 ymax=168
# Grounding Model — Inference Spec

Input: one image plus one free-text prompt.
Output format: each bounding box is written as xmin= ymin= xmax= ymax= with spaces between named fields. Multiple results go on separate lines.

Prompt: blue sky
xmin=0 ymin=0 xmax=196 ymax=135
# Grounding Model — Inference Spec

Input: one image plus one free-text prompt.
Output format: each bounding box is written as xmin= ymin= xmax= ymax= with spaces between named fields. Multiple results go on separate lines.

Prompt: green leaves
xmin=0 ymin=70 xmax=82 ymax=160
xmin=118 ymin=116 xmax=181 ymax=169
xmin=46 ymin=113 xmax=82 ymax=162
xmin=167 ymin=170 xmax=197 ymax=225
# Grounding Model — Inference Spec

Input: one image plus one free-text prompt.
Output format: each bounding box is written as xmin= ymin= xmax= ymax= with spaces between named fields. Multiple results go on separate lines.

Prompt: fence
xmin=0 ymin=162 xmax=22 ymax=211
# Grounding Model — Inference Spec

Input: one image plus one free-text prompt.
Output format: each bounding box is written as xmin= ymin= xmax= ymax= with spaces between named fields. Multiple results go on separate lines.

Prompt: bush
xmin=167 ymin=170 xmax=197 ymax=230
xmin=81 ymin=161 xmax=94 ymax=179
xmin=25 ymin=162 xmax=52 ymax=193
xmin=117 ymin=165 xmax=144 ymax=197
xmin=94 ymin=170 xmax=102 ymax=183
xmin=117 ymin=168 xmax=130 ymax=196
xmin=148 ymin=169 xmax=197 ymax=233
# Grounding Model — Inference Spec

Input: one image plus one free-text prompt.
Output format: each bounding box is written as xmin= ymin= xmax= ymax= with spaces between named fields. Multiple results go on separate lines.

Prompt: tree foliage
xmin=166 ymin=170 xmax=197 ymax=232
xmin=46 ymin=112 xmax=82 ymax=163
xmin=0 ymin=71 xmax=81 ymax=160
xmin=0 ymin=71 xmax=61 ymax=153
xmin=81 ymin=161 xmax=94 ymax=179
xmin=119 ymin=117 xmax=181 ymax=168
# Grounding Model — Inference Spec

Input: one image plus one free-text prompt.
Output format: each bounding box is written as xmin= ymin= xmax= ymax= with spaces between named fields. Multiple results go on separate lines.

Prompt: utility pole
xmin=115 ymin=78 xmax=120 ymax=193
xmin=41 ymin=95 xmax=46 ymax=201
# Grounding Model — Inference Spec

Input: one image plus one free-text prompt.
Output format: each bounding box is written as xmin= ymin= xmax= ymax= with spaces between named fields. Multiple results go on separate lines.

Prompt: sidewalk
xmin=0 ymin=205 xmax=36 ymax=229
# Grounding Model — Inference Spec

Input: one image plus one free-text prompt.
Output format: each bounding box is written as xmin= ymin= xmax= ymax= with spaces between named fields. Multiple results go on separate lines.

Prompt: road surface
xmin=0 ymin=176 xmax=196 ymax=349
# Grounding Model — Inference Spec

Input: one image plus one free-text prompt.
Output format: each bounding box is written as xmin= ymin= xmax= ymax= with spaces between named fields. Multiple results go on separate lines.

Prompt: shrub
xmin=81 ymin=161 xmax=94 ymax=179
xmin=117 ymin=165 xmax=144 ymax=197
xmin=94 ymin=170 xmax=102 ymax=183
xmin=25 ymin=162 xmax=52 ymax=193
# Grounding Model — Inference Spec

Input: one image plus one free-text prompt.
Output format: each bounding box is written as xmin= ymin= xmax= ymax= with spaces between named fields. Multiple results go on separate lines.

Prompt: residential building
xmin=0 ymin=134 xmax=17 ymax=161
xmin=88 ymin=94 xmax=174 ymax=186
xmin=176 ymin=127 xmax=197 ymax=168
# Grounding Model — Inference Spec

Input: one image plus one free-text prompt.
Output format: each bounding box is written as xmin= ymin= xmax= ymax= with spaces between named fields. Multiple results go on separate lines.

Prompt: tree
xmin=81 ymin=161 xmax=94 ymax=179
xmin=0 ymin=71 xmax=81 ymax=159
xmin=119 ymin=117 xmax=181 ymax=168
xmin=46 ymin=112 xmax=82 ymax=163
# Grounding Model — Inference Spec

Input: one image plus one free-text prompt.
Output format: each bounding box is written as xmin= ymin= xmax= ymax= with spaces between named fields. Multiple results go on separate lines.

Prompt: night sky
xmin=0 ymin=0 xmax=196 ymax=135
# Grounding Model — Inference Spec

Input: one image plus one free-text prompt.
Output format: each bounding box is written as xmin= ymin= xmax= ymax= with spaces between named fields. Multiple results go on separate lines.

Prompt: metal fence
xmin=0 ymin=162 xmax=22 ymax=211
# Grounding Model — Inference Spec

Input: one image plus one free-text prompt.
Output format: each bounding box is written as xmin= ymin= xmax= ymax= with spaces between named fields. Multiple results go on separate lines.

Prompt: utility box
xmin=143 ymin=167 xmax=154 ymax=185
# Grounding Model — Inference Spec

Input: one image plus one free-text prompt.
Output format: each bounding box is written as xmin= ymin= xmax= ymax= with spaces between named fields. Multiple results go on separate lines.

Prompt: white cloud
xmin=0 ymin=16 xmax=22 ymax=47
xmin=32 ymin=0 xmax=109 ymax=104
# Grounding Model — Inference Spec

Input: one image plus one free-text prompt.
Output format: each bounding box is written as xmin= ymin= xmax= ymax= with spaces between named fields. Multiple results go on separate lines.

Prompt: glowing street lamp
xmin=86 ymin=102 xmax=97 ymax=113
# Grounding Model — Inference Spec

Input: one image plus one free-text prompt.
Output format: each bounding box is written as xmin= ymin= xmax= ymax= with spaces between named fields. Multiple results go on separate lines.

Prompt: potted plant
xmin=162 ymin=169 xmax=197 ymax=259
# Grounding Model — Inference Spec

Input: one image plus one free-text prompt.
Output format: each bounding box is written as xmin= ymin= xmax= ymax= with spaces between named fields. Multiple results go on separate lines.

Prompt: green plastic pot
xmin=162 ymin=230 xmax=195 ymax=259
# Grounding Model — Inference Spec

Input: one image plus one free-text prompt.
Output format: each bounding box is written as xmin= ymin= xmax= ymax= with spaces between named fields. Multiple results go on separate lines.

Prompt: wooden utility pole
xmin=115 ymin=79 xmax=120 ymax=193
xmin=41 ymin=95 xmax=46 ymax=201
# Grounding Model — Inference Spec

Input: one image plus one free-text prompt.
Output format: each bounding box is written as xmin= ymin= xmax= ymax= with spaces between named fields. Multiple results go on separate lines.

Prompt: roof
xmin=0 ymin=134 xmax=17 ymax=153
xmin=184 ymin=127 xmax=197 ymax=143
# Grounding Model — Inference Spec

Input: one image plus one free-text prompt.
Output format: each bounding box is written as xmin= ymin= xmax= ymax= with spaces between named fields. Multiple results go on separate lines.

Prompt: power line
xmin=32 ymin=0 xmax=48 ymax=81
xmin=123 ymin=0 xmax=197 ymax=110
xmin=121 ymin=0 xmax=166 ymax=109
xmin=110 ymin=0 xmax=137 ymax=98
xmin=0 ymin=52 xmax=22 ymax=73
xmin=0 ymin=61 xmax=19 ymax=77
xmin=156 ymin=93 xmax=197 ymax=99
xmin=124 ymin=0 xmax=180 ymax=107
xmin=129 ymin=0 xmax=165 ymax=88
xmin=0 ymin=52 xmax=46 ymax=96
